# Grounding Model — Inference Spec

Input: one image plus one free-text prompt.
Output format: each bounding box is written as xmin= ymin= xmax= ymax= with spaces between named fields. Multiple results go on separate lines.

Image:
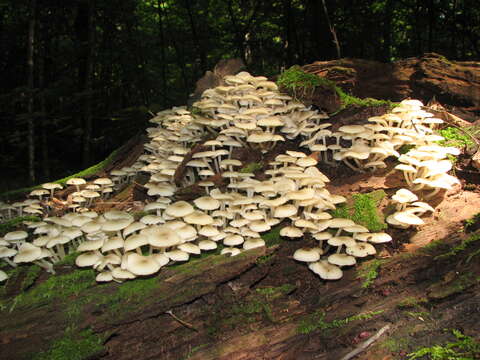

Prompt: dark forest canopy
xmin=0 ymin=0 xmax=479 ymax=191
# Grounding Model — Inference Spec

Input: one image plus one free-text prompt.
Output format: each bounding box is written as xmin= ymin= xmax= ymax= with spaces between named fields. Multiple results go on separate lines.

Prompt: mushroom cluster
xmin=0 ymin=70 xmax=460 ymax=285
xmin=386 ymin=188 xmax=434 ymax=228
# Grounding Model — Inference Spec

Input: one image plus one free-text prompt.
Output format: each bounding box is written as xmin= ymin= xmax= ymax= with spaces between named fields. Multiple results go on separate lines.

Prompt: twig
xmin=340 ymin=324 xmax=391 ymax=360
xmin=165 ymin=310 xmax=198 ymax=332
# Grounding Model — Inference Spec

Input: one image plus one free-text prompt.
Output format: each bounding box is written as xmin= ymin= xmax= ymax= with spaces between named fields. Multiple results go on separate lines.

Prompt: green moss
xmin=427 ymin=272 xmax=480 ymax=300
xmin=255 ymin=284 xmax=296 ymax=300
xmin=434 ymin=233 xmax=480 ymax=261
xmin=132 ymin=210 xmax=150 ymax=221
xmin=240 ymin=162 xmax=263 ymax=173
xmin=277 ymin=65 xmax=396 ymax=111
xmin=261 ymin=225 xmax=284 ymax=247
xmin=407 ymin=329 xmax=480 ymax=360
xmin=0 ymin=144 xmax=123 ymax=200
xmin=357 ymin=259 xmax=385 ymax=288
xmin=277 ymin=65 xmax=324 ymax=98
xmin=55 ymin=252 xmax=79 ymax=267
xmin=32 ymin=328 xmax=104 ymax=360
xmin=297 ymin=309 xmax=384 ymax=334
xmin=3 ymin=269 xmax=96 ymax=311
xmin=331 ymin=191 xmax=387 ymax=232
xmin=381 ymin=337 xmax=412 ymax=352
xmin=0 ymin=216 xmax=40 ymax=236
xmin=256 ymin=254 xmax=274 ymax=265
xmin=397 ymin=296 xmax=428 ymax=309
xmin=464 ymin=212 xmax=480 ymax=233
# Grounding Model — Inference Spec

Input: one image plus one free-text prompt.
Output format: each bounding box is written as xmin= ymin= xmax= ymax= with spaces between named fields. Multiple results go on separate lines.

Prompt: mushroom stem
xmin=3 ymin=258 xmax=17 ymax=268
xmin=34 ymin=260 xmax=55 ymax=274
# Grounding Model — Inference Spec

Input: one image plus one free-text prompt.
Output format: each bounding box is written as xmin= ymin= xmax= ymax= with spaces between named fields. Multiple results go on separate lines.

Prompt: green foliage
xmin=334 ymin=86 xmax=395 ymax=110
xmin=297 ymin=310 xmax=384 ymax=334
xmin=55 ymin=252 xmax=80 ymax=267
xmin=438 ymin=127 xmax=475 ymax=149
xmin=276 ymin=65 xmax=324 ymax=98
xmin=261 ymin=225 xmax=284 ymax=247
xmin=464 ymin=212 xmax=480 ymax=232
xmin=0 ymin=215 xmax=40 ymax=235
xmin=357 ymin=259 xmax=385 ymax=288
xmin=407 ymin=329 xmax=480 ymax=360
xmin=331 ymin=191 xmax=387 ymax=232
xmin=33 ymin=328 xmax=104 ymax=360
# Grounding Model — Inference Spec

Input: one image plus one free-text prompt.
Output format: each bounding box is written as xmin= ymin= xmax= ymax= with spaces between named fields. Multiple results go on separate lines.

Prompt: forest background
xmin=0 ymin=0 xmax=479 ymax=192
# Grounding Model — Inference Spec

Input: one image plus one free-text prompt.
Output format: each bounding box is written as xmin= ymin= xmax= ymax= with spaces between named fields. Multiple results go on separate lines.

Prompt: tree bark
xmin=82 ymin=0 xmax=95 ymax=167
xmin=27 ymin=0 xmax=37 ymax=185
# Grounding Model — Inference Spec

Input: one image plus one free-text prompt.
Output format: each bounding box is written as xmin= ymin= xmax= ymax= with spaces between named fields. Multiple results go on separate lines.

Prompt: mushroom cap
xmin=76 ymin=251 xmax=103 ymax=267
xmin=4 ymin=231 xmax=28 ymax=242
xmin=273 ymin=204 xmax=298 ymax=218
xmin=308 ymin=260 xmax=343 ymax=280
xmin=184 ymin=211 xmax=214 ymax=226
xmin=223 ymin=234 xmax=244 ymax=246
xmin=328 ymin=218 xmax=355 ymax=228
xmin=0 ymin=270 xmax=8 ymax=282
xmin=102 ymin=218 xmax=134 ymax=232
xmin=293 ymin=248 xmax=320 ymax=262
xmin=198 ymin=239 xmax=218 ymax=251
xmin=112 ymin=267 xmax=136 ymax=280
xmin=166 ymin=249 xmax=190 ymax=262
xmin=392 ymin=211 xmax=425 ymax=225
xmin=220 ymin=247 xmax=242 ymax=256
xmin=193 ymin=196 xmax=221 ymax=211
xmin=178 ymin=243 xmax=201 ymax=255
xmin=126 ymin=253 xmax=161 ymax=276
xmin=42 ymin=182 xmax=63 ymax=190
xmin=366 ymin=232 xmax=392 ymax=244
xmin=96 ymin=271 xmax=113 ymax=282
xmin=328 ymin=253 xmax=356 ymax=266
xmin=280 ymin=226 xmax=304 ymax=238
xmin=392 ymin=188 xmax=418 ymax=203
xmin=77 ymin=238 xmax=105 ymax=252
xmin=124 ymin=234 xmax=149 ymax=252
xmin=14 ymin=243 xmax=42 ymax=263
xmin=346 ymin=242 xmax=377 ymax=257
xmin=242 ymin=238 xmax=265 ymax=250
xmin=142 ymin=225 xmax=182 ymax=248
xmin=327 ymin=236 xmax=356 ymax=248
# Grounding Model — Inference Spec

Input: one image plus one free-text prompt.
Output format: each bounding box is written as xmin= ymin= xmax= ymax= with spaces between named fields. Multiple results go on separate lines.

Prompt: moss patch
xmin=331 ymin=190 xmax=387 ymax=232
xmin=277 ymin=65 xmax=324 ymax=99
xmin=407 ymin=329 xmax=480 ymax=360
xmin=261 ymin=225 xmax=284 ymax=247
xmin=32 ymin=328 xmax=104 ymax=360
xmin=297 ymin=309 xmax=384 ymax=335
xmin=357 ymin=258 xmax=385 ymax=288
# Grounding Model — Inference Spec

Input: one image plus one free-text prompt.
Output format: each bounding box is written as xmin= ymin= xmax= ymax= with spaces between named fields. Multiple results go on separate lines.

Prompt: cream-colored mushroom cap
xmin=243 ymin=238 xmax=265 ymax=250
xmin=96 ymin=271 xmax=113 ymax=282
xmin=102 ymin=218 xmax=134 ymax=232
xmin=178 ymin=243 xmax=201 ymax=255
xmin=102 ymin=236 xmax=124 ymax=252
xmin=123 ymin=221 xmax=147 ymax=237
xmin=194 ymin=196 xmax=221 ymax=211
xmin=66 ymin=178 xmax=86 ymax=186
xmin=328 ymin=253 xmax=356 ymax=267
xmin=77 ymin=238 xmax=104 ymax=252
xmin=14 ymin=243 xmax=42 ymax=263
xmin=126 ymin=253 xmax=161 ymax=276
xmin=280 ymin=226 xmax=303 ymax=238
xmin=112 ymin=267 xmax=136 ymax=280
xmin=124 ymin=234 xmax=149 ymax=252
xmin=346 ymin=242 xmax=377 ymax=257
xmin=140 ymin=214 xmax=164 ymax=225
xmin=166 ymin=249 xmax=190 ymax=262
xmin=104 ymin=210 xmax=133 ymax=221
xmin=308 ymin=260 xmax=343 ymax=280
xmin=0 ymin=270 xmax=8 ymax=282
xmin=327 ymin=236 xmax=356 ymax=248
xmin=198 ymin=239 xmax=218 ymax=250
xmin=223 ymin=234 xmax=244 ymax=246
xmin=151 ymin=253 xmax=170 ymax=267
xmin=392 ymin=188 xmax=418 ymax=203
xmin=142 ymin=225 xmax=182 ymax=248
xmin=367 ymin=232 xmax=392 ymax=244
xmin=184 ymin=211 xmax=214 ymax=226
xmin=328 ymin=218 xmax=356 ymax=228
xmin=293 ymin=248 xmax=320 ymax=262
xmin=42 ymin=182 xmax=62 ymax=191
xmin=273 ymin=204 xmax=298 ymax=218
xmin=393 ymin=211 xmax=424 ymax=225
xmin=76 ymin=251 xmax=103 ymax=267
xmin=4 ymin=231 xmax=28 ymax=242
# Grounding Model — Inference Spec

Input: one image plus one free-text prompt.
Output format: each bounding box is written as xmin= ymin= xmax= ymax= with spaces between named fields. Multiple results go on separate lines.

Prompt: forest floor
xmin=1 ymin=149 xmax=480 ymax=360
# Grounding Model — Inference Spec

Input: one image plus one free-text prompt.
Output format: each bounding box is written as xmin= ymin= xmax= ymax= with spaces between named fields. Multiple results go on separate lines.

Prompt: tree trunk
xmin=183 ymin=0 xmax=207 ymax=74
xmin=27 ymin=0 xmax=37 ymax=185
xmin=321 ymin=0 xmax=341 ymax=59
xmin=156 ymin=0 xmax=168 ymax=107
xmin=82 ymin=0 xmax=95 ymax=167
xmin=38 ymin=42 xmax=49 ymax=181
